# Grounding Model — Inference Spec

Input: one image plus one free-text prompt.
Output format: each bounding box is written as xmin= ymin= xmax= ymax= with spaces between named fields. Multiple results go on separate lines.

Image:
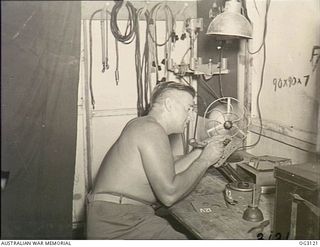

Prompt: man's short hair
xmin=150 ymin=81 xmax=196 ymax=106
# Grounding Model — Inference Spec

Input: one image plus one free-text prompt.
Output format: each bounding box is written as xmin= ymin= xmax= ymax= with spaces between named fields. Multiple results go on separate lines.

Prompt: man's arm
xmin=174 ymin=136 xmax=225 ymax=173
xmin=174 ymin=149 xmax=202 ymax=174
xmin=138 ymin=123 xmax=224 ymax=207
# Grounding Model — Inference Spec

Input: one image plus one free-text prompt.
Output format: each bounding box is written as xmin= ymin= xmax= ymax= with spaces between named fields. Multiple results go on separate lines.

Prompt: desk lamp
xmin=206 ymin=0 xmax=252 ymax=40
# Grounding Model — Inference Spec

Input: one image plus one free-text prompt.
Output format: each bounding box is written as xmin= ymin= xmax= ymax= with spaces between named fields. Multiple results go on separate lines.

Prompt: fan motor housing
xmin=224 ymin=120 xmax=233 ymax=129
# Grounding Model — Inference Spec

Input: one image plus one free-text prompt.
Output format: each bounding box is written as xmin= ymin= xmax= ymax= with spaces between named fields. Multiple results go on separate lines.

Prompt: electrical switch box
xmin=273 ymin=163 xmax=320 ymax=239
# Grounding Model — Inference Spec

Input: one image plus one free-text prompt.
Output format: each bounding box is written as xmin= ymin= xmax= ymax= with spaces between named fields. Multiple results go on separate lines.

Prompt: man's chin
xmin=174 ymin=123 xmax=188 ymax=134
xmin=174 ymin=128 xmax=185 ymax=134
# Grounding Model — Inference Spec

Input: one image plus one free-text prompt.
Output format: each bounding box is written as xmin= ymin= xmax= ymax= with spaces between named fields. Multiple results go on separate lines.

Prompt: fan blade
xmin=224 ymin=112 xmax=241 ymax=122
xmin=207 ymin=109 xmax=226 ymax=124
xmin=232 ymin=117 xmax=242 ymax=123
xmin=207 ymin=123 xmax=225 ymax=136
xmin=206 ymin=119 xmax=223 ymax=126
xmin=207 ymin=108 xmax=225 ymax=118
xmin=206 ymin=120 xmax=222 ymax=134
xmin=229 ymin=124 xmax=247 ymax=138
xmin=233 ymin=117 xmax=249 ymax=130
xmin=229 ymin=126 xmax=240 ymax=137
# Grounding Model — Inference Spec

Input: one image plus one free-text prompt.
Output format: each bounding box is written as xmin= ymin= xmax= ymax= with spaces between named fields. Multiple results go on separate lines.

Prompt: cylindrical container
xmin=224 ymin=181 xmax=254 ymax=211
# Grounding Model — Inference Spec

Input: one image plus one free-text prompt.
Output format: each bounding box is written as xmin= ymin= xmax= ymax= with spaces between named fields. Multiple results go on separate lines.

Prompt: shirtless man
xmin=87 ymin=81 xmax=224 ymax=239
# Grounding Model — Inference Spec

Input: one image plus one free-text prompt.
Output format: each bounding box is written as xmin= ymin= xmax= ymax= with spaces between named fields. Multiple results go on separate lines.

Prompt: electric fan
xmin=204 ymin=97 xmax=249 ymax=139
xmin=190 ymin=97 xmax=250 ymax=167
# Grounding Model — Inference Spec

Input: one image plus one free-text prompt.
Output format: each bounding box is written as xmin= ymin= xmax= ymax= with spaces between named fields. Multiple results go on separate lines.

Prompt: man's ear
xmin=164 ymin=97 xmax=173 ymax=112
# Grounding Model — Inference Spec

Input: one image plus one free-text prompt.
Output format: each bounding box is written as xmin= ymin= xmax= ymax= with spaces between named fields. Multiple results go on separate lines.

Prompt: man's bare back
xmin=93 ymin=115 xmax=169 ymax=204
xmin=87 ymin=82 xmax=225 ymax=239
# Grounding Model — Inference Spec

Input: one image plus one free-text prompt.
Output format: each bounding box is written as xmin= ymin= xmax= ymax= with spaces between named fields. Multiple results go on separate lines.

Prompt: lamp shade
xmin=206 ymin=0 xmax=252 ymax=39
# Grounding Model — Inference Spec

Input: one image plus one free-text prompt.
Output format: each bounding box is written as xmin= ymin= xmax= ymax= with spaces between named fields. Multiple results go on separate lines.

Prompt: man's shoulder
xmin=126 ymin=116 xmax=165 ymax=136
xmin=121 ymin=117 xmax=169 ymax=149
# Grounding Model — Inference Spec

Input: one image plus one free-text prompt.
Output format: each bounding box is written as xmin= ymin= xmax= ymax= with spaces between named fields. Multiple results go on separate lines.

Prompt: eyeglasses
xmin=174 ymin=98 xmax=197 ymax=113
xmin=186 ymin=104 xmax=197 ymax=113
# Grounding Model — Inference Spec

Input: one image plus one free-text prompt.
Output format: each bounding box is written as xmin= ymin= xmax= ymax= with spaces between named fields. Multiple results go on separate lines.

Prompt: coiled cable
xmin=148 ymin=3 xmax=176 ymax=83
xmin=110 ymin=1 xmax=137 ymax=44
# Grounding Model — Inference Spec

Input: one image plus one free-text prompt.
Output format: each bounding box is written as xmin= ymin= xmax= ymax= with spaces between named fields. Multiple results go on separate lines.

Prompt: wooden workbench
xmin=169 ymin=168 xmax=274 ymax=239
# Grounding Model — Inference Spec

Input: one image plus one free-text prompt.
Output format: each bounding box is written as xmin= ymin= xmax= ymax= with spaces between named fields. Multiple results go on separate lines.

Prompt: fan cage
xmin=203 ymin=97 xmax=249 ymax=138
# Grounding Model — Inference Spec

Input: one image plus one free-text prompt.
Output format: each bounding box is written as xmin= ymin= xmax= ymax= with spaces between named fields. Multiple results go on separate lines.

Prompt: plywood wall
xmin=73 ymin=1 xmax=198 ymax=225
xmin=239 ymin=0 xmax=320 ymax=163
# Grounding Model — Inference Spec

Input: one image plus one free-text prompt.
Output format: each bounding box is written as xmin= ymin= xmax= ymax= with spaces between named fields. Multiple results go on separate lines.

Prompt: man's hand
xmin=198 ymin=136 xmax=225 ymax=167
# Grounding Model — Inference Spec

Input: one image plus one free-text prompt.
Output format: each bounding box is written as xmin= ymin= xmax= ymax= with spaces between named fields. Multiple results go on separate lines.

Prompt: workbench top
xmin=169 ymin=168 xmax=274 ymax=239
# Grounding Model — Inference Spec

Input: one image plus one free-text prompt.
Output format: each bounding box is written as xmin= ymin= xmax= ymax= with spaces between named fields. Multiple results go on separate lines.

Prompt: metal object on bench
xmin=217 ymin=163 xmax=243 ymax=182
xmin=224 ymin=181 xmax=254 ymax=210
xmin=242 ymin=185 xmax=264 ymax=222
xmin=236 ymin=155 xmax=292 ymax=194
